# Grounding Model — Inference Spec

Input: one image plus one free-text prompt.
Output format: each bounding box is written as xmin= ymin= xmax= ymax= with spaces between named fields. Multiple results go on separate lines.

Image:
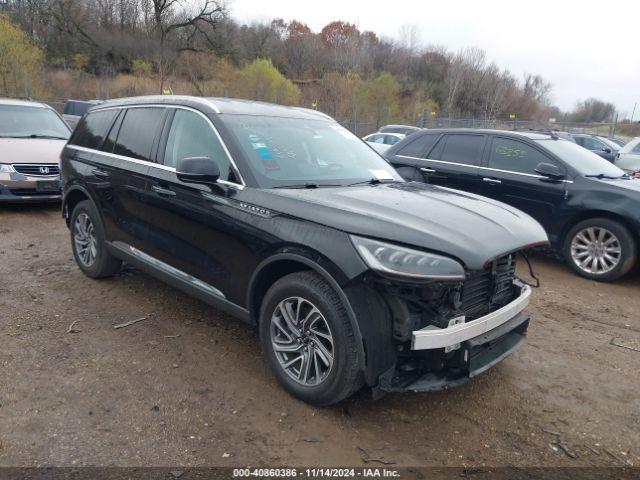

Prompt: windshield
xmin=0 ymin=105 xmax=71 ymax=139
xmin=598 ymin=137 xmax=620 ymax=150
xmin=222 ymin=114 xmax=402 ymax=188
xmin=536 ymin=139 xmax=626 ymax=177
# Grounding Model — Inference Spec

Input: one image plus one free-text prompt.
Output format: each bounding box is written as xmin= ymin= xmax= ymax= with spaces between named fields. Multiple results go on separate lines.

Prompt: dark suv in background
xmin=571 ymin=134 xmax=619 ymax=162
xmin=60 ymin=96 xmax=547 ymax=405
xmin=386 ymin=129 xmax=640 ymax=281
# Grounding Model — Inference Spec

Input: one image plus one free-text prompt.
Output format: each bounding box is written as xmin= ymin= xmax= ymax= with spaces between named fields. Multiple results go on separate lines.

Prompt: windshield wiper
xmin=585 ymin=173 xmax=628 ymax=180
xmin=347 ymin=178 xmax=399 ymax=187
xmin=273 ymin=183 xmax=342 ymax=189
xmin=5 ymin=134 xmax=69 ymax=140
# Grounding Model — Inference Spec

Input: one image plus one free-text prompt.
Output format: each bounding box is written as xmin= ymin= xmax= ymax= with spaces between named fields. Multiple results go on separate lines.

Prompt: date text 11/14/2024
xmin=233 ymin=468 xmax=401 ymax=478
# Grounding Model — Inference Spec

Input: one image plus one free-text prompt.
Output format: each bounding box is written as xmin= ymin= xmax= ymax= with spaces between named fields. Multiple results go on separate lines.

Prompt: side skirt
xmin=107 ymin=240 xmax=251 ymax=323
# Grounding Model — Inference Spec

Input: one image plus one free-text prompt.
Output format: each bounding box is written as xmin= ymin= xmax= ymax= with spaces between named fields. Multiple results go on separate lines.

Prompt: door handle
xmin=420 ymin=167 xmax=436 ymax=174
xmin=151 ymin=185 xmax=176 ymax=196
xmin=91 ymin=168 xmax=109 ymax=178
xmin=482 ymin=177 xmax=502 ymax=185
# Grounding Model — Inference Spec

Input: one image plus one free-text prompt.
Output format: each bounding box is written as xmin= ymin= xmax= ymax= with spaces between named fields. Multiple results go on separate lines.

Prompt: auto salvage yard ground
xmin=0 ymin=204 xmax=639 ymax=468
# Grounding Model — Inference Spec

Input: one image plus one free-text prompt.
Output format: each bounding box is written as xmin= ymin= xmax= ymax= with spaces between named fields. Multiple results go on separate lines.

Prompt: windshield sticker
xmin=370 ymin=169 xmax=394 ymax=180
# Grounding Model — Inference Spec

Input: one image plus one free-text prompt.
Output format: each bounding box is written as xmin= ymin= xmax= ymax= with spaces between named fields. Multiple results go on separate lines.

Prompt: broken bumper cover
xmin=412 ymin=284 xmax=531 ymax=350
xmin=379 ymin=283 xmax=531 ymax=394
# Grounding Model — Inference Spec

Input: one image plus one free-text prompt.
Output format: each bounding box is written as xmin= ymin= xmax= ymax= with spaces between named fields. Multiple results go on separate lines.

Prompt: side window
xmin=397 ymin=133 xmax=439 ymax=157
xmin=384 ymin=135 xmax=400 ymax=145
xmin=113 ymin=108 xmax=166 ymax=161
xmin=583 ymin=137 xmax=604 ymax=150
xmin=487 ymin=137 xmax=553 ymax=174
xmin=632 ymin=143 xmax=640 ymax=154
xmin=573 ymin=136 xmax=584 ymax=147
xmin=431 ymin=134 xmax=484 ymax=166
xmin=367 ymin=134 xmax=384 ymax=144
xmin=102 ymin=110 xmax=124 ymax=153
xmin=163 ymin=109 xmax=233 ymax=181
xmin=69 ymin=109 xmax=118 ymax=149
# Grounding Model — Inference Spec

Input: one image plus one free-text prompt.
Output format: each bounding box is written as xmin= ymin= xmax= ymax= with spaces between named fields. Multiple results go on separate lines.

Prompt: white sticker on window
xmin=370 ymin=169 xmax=394 ymax=180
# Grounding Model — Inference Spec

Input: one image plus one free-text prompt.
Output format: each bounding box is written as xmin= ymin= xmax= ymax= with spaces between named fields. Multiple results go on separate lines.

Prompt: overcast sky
xmin=229 ymin=0 xmax=640 ymax=118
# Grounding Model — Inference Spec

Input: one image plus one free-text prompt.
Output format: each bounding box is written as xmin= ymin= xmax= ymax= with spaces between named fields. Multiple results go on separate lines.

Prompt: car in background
xmin=0 ymin=98 xmax=71 ymax=202
xmin=362 ymin=132 xmax=404 ymax=154
xmin=610 ymin=137 xmax=628 ymax=148
xmin=61 ymin=96 xmax=547 ymax=404
xmin=379 ymin=124 xmax=421 ymax=136
xmin=571 ymin=134 xmax=619 ymax=162
xmin=616 ymin=137 xmax=640 ymax=175
xmin=386 ymin=128 xmax=640 ymax=281
xmin=63 ymin=100 xmax=103 ymax=130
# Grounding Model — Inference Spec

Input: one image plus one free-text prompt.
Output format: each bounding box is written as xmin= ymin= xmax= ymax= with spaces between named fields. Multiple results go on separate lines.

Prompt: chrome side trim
xmin=396 ymin=155 xmax=574 ymax=183
xmin=411 ymin=285 xmax=531 ymax=350
xmin=115 ymin=241 xmax=226 ymax=299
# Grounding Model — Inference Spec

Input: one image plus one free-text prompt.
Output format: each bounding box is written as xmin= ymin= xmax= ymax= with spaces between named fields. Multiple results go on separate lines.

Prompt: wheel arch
xmin=248 ymin=253 xmax=366 ymax=372
xmin=62 ymin=185 xmax=96 ymax=227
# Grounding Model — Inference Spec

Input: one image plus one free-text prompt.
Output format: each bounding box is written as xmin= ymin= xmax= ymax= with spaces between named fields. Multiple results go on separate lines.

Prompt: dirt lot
xmin=0 ymin=204 xmax=639 ymax=468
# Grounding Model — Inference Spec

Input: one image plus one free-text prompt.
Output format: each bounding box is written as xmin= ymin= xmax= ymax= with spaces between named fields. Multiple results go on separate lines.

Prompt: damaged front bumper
xmin=377 ymin=282 xmax=531 ymax=394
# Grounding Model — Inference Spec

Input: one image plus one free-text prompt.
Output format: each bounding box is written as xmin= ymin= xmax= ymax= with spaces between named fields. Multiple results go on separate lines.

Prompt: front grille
xmin=12 ymin=164 xmax=60 ymax=176
xmin=460 ymin=253 xmax=517 ymax=320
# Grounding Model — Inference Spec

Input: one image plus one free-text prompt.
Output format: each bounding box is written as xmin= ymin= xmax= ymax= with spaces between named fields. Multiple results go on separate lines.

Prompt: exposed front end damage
xmin=349 ymin=253 xmax=532 ymax=396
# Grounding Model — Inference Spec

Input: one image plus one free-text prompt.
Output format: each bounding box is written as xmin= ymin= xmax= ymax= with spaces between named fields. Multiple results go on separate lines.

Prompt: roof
xmin=0 ymin=98 xmax=51 ymax=109
xmin=94 ymin=95 xmax=333 ymax=121
xmin=415 ymin=128 xmax=555 ymax=140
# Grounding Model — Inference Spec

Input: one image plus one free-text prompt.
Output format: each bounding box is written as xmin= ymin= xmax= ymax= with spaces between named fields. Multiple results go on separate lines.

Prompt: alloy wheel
xmin=270 ymin=296 xmax=334 ymax=386
xmin=73 ymin=212 xmax=98 ymax=267
xmin=570 ymin=226 xmax=621 ymax=275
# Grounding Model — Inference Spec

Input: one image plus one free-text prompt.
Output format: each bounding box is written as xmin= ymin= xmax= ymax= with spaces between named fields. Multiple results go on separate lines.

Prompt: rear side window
xmin=397 ymin=133 xmax=440 ymax=157
xmin=487 ymin=137 xmax=552 ymax=174
xmin=431 ymin=134 xmax=484 ymax=166
xmin=384 ymin=135 xmax=400 ymax=145
xmin=113 ymin=108 xmax=166 ymax=161
xmin=69 ymin=109 xmax=118 ymax=149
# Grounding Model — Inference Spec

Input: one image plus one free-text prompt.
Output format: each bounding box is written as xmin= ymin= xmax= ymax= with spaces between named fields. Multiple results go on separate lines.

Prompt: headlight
xmin=351 ymin=235 xmax=465 ymax=280
xmin=0 ymin=164 xmax=15 ymax=173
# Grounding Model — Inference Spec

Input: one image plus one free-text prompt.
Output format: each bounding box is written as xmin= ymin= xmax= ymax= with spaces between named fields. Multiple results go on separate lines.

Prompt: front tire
xmin=259 ymin=271 xmax=363 ymax=405
xmin=563 ymin=218 xmax=636 ymax=281
xmin=70 ymin=200 xmax=122 ymax=278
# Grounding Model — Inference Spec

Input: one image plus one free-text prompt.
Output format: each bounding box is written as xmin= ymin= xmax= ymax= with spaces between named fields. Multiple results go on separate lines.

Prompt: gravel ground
xmin=0 ymin=204 xmax=638 ymax=468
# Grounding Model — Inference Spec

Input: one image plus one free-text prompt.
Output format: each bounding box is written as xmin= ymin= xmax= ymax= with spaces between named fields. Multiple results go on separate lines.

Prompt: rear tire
xmin=70 ymin=200 xmax=121 ymax=278
xmin=259 ymin=271 xmax=363 ymax=405
xmin=563 ymin=218 xmax=636 ymax=281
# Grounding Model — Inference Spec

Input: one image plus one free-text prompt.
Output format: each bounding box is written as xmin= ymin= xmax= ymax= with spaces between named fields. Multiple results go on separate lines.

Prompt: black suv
xmin=386 ymin=129 xmax=640 ymax=281
xmin=60 ymin=97 xmax=546 ymax=405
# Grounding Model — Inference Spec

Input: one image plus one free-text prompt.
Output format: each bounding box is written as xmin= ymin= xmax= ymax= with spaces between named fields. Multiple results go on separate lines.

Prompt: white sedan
xmin=362 ymin=132 xmax=405 ymax=154
xmin=615 ymin=137 xmax=640 ymax=176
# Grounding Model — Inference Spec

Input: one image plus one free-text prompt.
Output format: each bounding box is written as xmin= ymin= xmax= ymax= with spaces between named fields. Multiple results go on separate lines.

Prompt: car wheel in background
xmin=259 ymin=271 xmax=363 ymax=405
xmin=70 ymin=200 xmax=122 ymax=278
xmin=563 ymin=218 xmax=636 ymax=282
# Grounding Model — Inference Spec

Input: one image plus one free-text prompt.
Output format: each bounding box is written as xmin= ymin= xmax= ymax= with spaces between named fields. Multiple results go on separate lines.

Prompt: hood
xmin=595 ymin=177 xmax=640 ymax=192
xmin=0 ymin=138 xmax=67 ymax=164
xmin=257 ymin=182 xmax=548 ymax=271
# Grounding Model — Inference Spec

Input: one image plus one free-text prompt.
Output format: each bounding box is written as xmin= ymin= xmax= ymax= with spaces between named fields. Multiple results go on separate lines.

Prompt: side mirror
xmin=602 ymin=147 xmax=612 ymax=154
xmin=534 ymin=162 xmax=565 ymax=180
xmin=176 ymin=156 xmax=220 ymax=185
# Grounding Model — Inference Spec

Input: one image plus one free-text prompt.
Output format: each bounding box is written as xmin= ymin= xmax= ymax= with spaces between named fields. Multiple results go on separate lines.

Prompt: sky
xmin=229 ymin=0 xmax=640 ymax=119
